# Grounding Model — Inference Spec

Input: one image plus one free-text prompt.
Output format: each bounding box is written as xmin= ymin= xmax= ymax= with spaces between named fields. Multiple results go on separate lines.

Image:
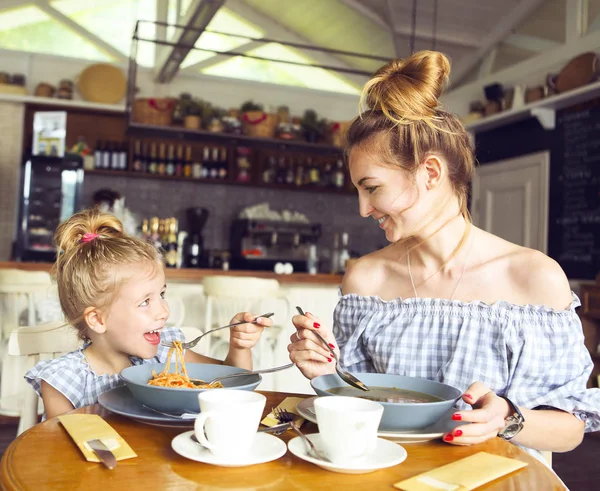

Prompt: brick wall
xmin=83 ymin=174 xmax=387 ymax=267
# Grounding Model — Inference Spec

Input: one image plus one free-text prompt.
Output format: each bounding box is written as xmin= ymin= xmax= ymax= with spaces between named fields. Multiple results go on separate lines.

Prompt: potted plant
xmin=207 ymin=106 xmax=227 ymax=132
xmin=301 ymin=109 xmax=327 ymax=143
xmin=240 ymin=100 xmax=278 ymax=138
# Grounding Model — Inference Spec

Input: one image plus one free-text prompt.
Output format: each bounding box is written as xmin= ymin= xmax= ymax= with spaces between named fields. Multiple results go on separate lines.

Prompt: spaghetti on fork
xmin=148 ymin=340 xmax=224 ymax=389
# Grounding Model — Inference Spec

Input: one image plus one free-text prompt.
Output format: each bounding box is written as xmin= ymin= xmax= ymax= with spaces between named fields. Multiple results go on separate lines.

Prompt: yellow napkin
xmin=58 ymin=414 xmax=137 ymax=463
xmin=394 ymin=452 xmax=527 ymax=491
xmin=261 ymin=397 xmax=306 ymax=428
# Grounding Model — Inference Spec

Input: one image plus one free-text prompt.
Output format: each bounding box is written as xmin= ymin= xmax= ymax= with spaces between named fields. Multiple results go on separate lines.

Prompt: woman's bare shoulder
xmin=478 ymin=229 xmax=572 ymax=310
xmin=341 ymin=246 xmax=395 ymax=296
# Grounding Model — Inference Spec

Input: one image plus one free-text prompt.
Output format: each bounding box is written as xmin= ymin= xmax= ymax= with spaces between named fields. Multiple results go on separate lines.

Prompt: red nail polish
xmin=327 ymin=357 xmax=332 ymax=362
xmin=464 ymin=393 xmax=472 ymax=399
xmin=313 ymin=322 xmax=320 ymax=328
xmin=452 ymin=414 xmax=462 ymax=421
xmin=454 ymin=429 xmax=463 ymax=437
xmin=328 ymin=343 xmax=335 ymax=348
xmin=444 ymin=434 xmax=454 ymax=442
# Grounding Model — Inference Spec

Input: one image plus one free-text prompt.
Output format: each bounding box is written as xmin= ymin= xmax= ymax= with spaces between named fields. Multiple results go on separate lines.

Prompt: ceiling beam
xmin=338 ymin=0 xmax=479 ymax=49
xmin=0 ymin=0 xmax=32 ymax=13
xmin=478 ymin=48 xmax=497 ymax=78
xmin=504 ymin=33 xmax=561 ymax=52
xmin=229 ymin=0 xmax=366 ymax=87
xmin=34 ymin=1 xmax=127 ymax=62
xmin=154 ymin=0 xmax=225 ymax=83
xmin=451 ymin=0 xmax=547 ymax=86
xmin=566 ymin=0 xmax=588 ymax=42
xmin=182 ymin=39 xmax=262 ymax=71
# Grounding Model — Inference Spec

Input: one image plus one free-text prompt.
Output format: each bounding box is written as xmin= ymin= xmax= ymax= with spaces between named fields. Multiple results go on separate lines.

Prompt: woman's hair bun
xmin=54 ymin=208 xmax=124 ymax=255
xmin=362 ymin=50 xmax=451 ymax=125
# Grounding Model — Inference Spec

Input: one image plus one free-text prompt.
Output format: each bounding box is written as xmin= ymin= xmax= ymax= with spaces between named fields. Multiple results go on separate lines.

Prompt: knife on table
xmin=87 ymin=439 xmax=117 ymax=470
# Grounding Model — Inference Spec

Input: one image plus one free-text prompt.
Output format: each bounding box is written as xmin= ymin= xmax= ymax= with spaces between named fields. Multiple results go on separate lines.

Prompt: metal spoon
xmin=295 ymin=306 xmax=369 ymax=391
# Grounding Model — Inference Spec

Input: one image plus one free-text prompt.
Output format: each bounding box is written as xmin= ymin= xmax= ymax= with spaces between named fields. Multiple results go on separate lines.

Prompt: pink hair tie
xmin=81 ymin=233 xmax=99 ymax=243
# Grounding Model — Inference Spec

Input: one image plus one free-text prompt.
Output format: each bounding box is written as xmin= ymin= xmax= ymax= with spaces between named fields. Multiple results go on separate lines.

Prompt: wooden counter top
xmin=0 ymin=261 xmax=343 ymax=286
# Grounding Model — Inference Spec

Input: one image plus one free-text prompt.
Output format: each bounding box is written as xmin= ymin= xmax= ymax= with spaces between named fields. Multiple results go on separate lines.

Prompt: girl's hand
xmin=228 ymin=312 xmax=272 ymax=351
xmin=287 ymin=311 xmax=337 ymax=380
xmin=442 ymin=381 xmax=511 ymax=445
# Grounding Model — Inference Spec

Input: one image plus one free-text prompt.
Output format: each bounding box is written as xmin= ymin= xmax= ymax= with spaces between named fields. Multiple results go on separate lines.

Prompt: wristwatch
xmin=497 ymin=396 xmax=525 ymax=441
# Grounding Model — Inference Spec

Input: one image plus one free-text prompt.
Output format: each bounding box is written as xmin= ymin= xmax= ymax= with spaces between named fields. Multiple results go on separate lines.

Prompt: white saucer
xmin=171 ymin=431 xmax=287 ymax=467
xmin=296 ymin=396 xmax=462 ymax=443
xmin=288 ymin=433 xmax=407 ymax=474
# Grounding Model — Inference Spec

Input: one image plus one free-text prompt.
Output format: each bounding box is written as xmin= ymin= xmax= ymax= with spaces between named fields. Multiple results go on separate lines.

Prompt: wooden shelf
xmin=0 ymin=93 xmax=125 ymax=113
xmin=465 ymin=80 xmax=600 ymax=133
xmin=127 ymin=122 xmax=343 ymax=155
xmin=84 ymin=169 xmax=354 ymax=195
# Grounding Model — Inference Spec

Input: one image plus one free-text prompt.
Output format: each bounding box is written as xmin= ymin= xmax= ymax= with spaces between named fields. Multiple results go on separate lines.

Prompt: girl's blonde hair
xmin=345 ymin=50 xmax=475 ymax=219
xmin=52 ymin=208 xmax=163 ymax=339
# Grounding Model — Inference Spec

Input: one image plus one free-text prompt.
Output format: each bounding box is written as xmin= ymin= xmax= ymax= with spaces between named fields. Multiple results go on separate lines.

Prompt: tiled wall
xmin=83 ymin=174 xmax=387 ymax=269
xmin=0 ymin=102 xmax=24 ymax=261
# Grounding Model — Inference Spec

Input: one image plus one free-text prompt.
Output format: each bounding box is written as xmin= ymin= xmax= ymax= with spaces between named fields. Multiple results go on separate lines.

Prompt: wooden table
xmin=1 ymin=392 xmax=565 ymax=490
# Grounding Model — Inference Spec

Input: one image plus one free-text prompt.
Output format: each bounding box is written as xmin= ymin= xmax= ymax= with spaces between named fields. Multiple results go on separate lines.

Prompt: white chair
xmin=165 ymin=293 xmax=186 ymax=329
xmin=5 ymin=320 xmax=80 ymax=435
xmin=201 ymin=276 xmax=290 ymax=390
xmin=0 ymin=270 xmax=54 ymax=352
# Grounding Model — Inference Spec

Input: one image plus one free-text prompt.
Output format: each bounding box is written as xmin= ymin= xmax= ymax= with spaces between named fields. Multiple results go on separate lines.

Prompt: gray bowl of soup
xmin=311 ymin=373 xmax=461 ymax=431
xmin=121 ymin=363 xmax=262 ymax=414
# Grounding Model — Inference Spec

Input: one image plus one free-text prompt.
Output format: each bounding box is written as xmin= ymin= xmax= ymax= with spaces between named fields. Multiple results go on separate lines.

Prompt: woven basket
xmin=329 ymin=121 xmax=351 ymax=148
xmin=133 ymin=98 xmax=177 ymax=126
xmin=242 ymin=111 xmax=279 ymax=138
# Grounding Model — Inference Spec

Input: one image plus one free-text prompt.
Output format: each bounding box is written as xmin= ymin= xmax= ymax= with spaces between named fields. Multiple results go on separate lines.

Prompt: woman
xmin=288 ymin=50 xmax=600 ymax=455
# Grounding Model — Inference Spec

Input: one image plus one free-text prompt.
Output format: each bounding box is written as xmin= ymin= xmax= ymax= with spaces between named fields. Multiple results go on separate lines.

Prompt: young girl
xmin=288 ymin=50 xmax=600 ymax=458
xmin=25 ymin=208 xmax=272 ymax=419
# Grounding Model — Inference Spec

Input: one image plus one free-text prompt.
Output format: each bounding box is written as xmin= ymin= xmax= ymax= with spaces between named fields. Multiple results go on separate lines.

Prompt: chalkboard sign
xmin=475 ymin=99 xmax=600 ymax=280
xmin=549 ymin=101 xmax=600 ymax=279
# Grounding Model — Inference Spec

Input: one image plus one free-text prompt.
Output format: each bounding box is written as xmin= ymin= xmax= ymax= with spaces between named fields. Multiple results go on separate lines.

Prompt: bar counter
xmin=0 ymin=261 xmax=344 ymax=285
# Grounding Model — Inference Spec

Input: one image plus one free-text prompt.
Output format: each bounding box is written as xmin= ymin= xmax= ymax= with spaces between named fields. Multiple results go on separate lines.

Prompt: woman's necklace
xmin=407 ymin=234 xmax=474 ymax=300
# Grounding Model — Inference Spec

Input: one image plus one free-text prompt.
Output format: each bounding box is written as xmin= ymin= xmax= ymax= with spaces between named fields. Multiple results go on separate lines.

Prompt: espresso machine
xmin=183 ymin=207 xmax=209 ymax=268
xmin=230 ymin=219 xmax=321 ymax=272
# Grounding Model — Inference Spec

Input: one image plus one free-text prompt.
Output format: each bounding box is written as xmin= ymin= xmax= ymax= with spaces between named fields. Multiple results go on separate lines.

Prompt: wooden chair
xmin=5 ymin=321 xmax=80 ymax=435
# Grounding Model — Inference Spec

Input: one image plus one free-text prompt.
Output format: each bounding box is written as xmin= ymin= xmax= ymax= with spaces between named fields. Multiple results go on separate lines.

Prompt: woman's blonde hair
xmin=52 ymin=208 xmax=163 ymax=340
xmin=345 ymin=50 xmax=474 ymax=219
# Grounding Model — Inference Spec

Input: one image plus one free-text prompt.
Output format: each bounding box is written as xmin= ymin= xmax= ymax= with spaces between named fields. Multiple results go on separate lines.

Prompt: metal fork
xmin=273 ymin=409 xmax=329 ymax=462
xmin=295 ymin=306 xmax=369 ymax=391
xmin=160 ymin=312 xmax=274 ymax=349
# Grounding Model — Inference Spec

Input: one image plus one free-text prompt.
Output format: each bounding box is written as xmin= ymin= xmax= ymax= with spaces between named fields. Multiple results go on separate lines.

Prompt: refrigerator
xmin=14 ymin=153 xmax=84 ymax=262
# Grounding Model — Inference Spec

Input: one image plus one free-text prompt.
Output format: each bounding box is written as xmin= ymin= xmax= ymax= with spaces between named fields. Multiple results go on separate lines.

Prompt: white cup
xmin=314 ymin=395 xmax=383 ymax=464
xmin=194 ymin=390 xmax=266 ymax=459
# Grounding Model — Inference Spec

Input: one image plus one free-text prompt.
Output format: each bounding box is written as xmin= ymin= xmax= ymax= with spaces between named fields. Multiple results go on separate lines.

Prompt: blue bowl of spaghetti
xmin=121 ymin=363 xmax=262 ymax=413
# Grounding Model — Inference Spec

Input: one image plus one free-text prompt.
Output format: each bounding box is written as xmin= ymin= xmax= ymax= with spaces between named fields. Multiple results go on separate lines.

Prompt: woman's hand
xmin=287 ymin=311 xmax=337 ymax=380
xmin=228 ymin=312 xmax=272 ymax=350
xmin=442 ymin=382 xmax=511 ymax=445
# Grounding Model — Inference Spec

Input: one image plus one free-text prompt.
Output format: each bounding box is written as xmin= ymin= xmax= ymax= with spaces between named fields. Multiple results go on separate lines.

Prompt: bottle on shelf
xmin=309 ymin=157 xmax=320 ymax=186
xmin=158 ymin=143 xmax=167 ymax=176
xmin=276 ymin=155 xmax=286 ymax=184
xmin=339 ymin=232 xmax=350 ymax=273
xmin=166 ymin=144 xmax=175 ymax=176
xmin=175 ymin=145 xmax=184 ymax=177
xmin=118 ymin=141 xmax=128 ymax=170
xmin=132 ymin=140 xmax=142 ymax=172
xmin=218 ymin=147 xmax=228 ymax=179
xmin=200 ymin=147 xmax=209 ymax=179
xmin=322 ymin=159 xmax=333 ymax=188
xmin=141 ymin=141 xmax=149 ymax=173
xmin=148 ymin=142 xmax=158 ymax=174
xmin=94 ymin=140 xmax=104 ymax=169
xmin=285 ymin=157 xmax=295 ymax=185
xmin=263 ymin=155 xmax=276 ymax=184
xmin=331 ymin=232 xmax=340 ymax=274
xmin=165 ymin=218 xmax=178 ymax=268
xmin=184 ymin=146 xmax=193 ymax=178
xmin=194 ymin=148 xmax=205 ymax=179
xmin=333 ymin=158 xmax=345 ymax=189
xmin=101 ymin=141 xmax=111 ymax=169
xmin=210 ymin=147 xmax=219 ymax=179
xmin=110 ymin=141 xmax=120 ymax=170
xmin=295 ymin=157 xmax=304 ymax=187
xmin=307 ymin=243 xmax=318 ymax=275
